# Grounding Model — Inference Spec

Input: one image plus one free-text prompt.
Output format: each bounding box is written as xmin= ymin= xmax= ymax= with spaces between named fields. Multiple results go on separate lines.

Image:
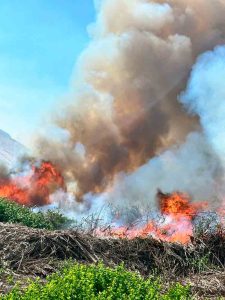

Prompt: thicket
xmin=0 ymin=198 xmax=68 ymax=230
xmin=1 ymin=263 xmax=191 ymax=300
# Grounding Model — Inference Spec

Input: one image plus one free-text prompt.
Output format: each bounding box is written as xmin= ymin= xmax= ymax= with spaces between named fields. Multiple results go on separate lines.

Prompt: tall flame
xmin=0 ymin=161 xmax=65 ymax=206
xmin=101 ymin=191 xmax=208 ymax=244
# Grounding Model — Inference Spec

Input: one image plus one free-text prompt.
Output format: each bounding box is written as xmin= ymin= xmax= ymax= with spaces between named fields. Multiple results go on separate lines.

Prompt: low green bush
xmin=1 ymin=263 xmax=191 ymax=300
xmin=0 ymin=198 xmax=68 ymax=230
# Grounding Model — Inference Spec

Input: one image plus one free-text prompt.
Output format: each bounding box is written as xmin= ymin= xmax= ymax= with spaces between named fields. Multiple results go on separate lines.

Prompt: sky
xmin=0 ymin=0 xmax=95 ymax=145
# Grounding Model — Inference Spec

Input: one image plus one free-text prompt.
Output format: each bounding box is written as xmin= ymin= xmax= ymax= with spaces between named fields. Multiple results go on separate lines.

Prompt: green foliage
xmin=1 ymin=263 xmax=191 ymax=300
xmin=0 ymin=198 xmax=68 ymax=230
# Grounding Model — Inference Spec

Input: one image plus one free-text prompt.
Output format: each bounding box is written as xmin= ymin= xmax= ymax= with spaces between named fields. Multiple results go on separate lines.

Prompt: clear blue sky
xmin=0 ymin=0 xmax=95 ymax=145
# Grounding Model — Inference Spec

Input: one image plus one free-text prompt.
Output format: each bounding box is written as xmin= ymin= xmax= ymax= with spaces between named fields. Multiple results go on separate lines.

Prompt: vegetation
xmin=0 ymin=197 xmax=68 ymax=230
xmin=0 ymin=200 xmax=223 ymax=298
xmin=1 ymin=263 xmax=191 ymax=300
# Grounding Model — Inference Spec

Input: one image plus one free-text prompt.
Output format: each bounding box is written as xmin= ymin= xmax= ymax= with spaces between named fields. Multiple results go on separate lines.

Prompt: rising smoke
xmin=105 ymin=45 xmax=225 ymax=216
xmin=180 ymin=46 xmax=225 ymax=169
xmin=36 ymin=0 xmax=225 ymax=214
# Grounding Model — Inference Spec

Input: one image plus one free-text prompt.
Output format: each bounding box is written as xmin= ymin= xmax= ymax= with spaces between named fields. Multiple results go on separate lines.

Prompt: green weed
xmin=0 ymin=198 xmax=68 ymax=230
xmin=1 ymin=263 xmax=191 ymax=300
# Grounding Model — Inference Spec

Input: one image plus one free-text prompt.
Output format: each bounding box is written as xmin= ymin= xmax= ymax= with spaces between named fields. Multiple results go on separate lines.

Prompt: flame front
xmin=0 ymin=161 xmax=65 ymax=206
xmin=101 ymin=191 xmax=208 ymax=244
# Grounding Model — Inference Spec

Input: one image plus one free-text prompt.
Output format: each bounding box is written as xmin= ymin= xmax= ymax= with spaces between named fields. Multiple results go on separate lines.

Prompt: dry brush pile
xmin=0 ymin=222 xmax=224 ymax=276
xmin=0 ymin=222 xmax=224 ymax=298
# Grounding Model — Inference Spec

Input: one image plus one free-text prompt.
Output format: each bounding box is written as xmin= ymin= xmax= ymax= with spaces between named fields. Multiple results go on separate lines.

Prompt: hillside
xmin=0 ymin=130 xmax=26 ymax=168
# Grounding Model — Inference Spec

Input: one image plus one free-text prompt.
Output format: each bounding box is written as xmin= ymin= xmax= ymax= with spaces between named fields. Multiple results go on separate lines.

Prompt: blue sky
xmin=0 ymin=0 xmax=95 ymax=145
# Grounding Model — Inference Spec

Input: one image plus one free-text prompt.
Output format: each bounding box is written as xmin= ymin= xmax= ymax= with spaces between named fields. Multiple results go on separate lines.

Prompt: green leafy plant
xmin=0 ymin=198 xmax=68 ymax=230
xmin=1 ymin=263 xmax=191 ymax=300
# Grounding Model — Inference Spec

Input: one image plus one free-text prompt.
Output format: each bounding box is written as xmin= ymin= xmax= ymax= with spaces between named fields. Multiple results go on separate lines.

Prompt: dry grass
xmin=0 ymin=222 xmax=224 ymax=298
xmin=181 ymin=270 xmax=225 ymax=299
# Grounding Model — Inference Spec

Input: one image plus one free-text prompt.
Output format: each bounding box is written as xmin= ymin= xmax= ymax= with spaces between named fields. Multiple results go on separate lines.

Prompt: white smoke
xmin=47 ymin=130 xmax=222 ymax=222
xmin=102 ymin=45 xmax=225 ymax=216
xmin=40 ymin=0 xmax=222 ymax=198
xmin=37 ymin=0 xmax=225 ymax=221
xmin=180 ymin=46 xmax=225 ymax=168
xmin=104 ymin=132 xmax=221 ymax=214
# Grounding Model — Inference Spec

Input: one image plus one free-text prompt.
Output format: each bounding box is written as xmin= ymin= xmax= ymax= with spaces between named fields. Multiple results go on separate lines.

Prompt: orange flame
xmin=0 ymin=161 xmax=65 ymax=206
xmin=100 ymin=191 xmax=208 ymax=244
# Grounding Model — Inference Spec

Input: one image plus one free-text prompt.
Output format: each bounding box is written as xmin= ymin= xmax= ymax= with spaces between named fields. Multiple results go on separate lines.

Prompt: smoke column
xmin=180 ymin=46 xmax=225 ymax=169
xmin=36 ymin=0 xmax=225 ymax=205
xmin=104 ymin=46 xmax=225 ymax=217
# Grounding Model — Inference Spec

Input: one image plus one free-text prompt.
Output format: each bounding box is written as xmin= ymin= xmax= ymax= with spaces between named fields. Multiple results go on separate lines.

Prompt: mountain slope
xmin=0 ymin=130 xmax=26 ymax=168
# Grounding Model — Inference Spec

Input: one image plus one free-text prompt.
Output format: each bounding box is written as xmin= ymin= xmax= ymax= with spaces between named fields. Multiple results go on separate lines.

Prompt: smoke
xmin=104 ymin=133 xmax=222 ymax=218
xmin=0 ymin=164 xmax=10 ymax=181
xmin=36 ymin=0 xmax=225 ymax=203
xmin=102 ymin=45 xmax=225 ymax=218
xmin=180 ymin=46 xmax=225 ymax=169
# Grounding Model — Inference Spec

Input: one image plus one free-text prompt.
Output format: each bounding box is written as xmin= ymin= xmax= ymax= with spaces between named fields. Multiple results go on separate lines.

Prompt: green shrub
xmin=0 ymin=197 xmax=68 ymax=230
xmin=1 ymin=263 xmax=191 ymax=300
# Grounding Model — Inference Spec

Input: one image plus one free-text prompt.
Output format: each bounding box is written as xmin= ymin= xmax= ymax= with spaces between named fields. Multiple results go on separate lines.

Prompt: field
xmin=0 ymin=198 xmax=224 ymax=299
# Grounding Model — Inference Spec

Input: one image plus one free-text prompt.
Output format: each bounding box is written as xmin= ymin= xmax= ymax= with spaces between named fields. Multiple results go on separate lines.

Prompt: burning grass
xmin=0 ymin=166 xmax=223 ymax=246
xmin=0 ymin=222 xmax=224 ymax=276
xmin=0 ymin=193 xmax=224 ymax=298
xmin=95 ymin=190 xmax=221 ymax=246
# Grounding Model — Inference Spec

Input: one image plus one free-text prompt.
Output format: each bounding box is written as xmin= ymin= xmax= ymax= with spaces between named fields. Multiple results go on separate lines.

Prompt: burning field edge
xmin=0 ymin=222 xmax=224 ymax=299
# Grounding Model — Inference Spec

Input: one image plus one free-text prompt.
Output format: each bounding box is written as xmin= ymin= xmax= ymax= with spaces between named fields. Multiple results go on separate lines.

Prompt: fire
xmin=0 ymin=159 xmax=215 ymax=245
xmin=100 ymin=191 xmax=208 ymax=244
xmin=0 ymin=183 xmax=29 ymax=205
xmin=159 ymin=190 xmax=199 ymax=216
xmin=0 ymin=161 xmax=65 ymax=206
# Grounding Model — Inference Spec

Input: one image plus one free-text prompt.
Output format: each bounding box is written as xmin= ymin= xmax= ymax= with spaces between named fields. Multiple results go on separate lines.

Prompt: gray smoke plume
xmin=36 ymin=0 xmax=225 ymax=204
xmin=103 ymin=45 xmax=225 ymax=216
xmin=104 ymin=133 xmax=222 ymax=217
xmin=0 ymin=164 xmax=10 ymax=181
